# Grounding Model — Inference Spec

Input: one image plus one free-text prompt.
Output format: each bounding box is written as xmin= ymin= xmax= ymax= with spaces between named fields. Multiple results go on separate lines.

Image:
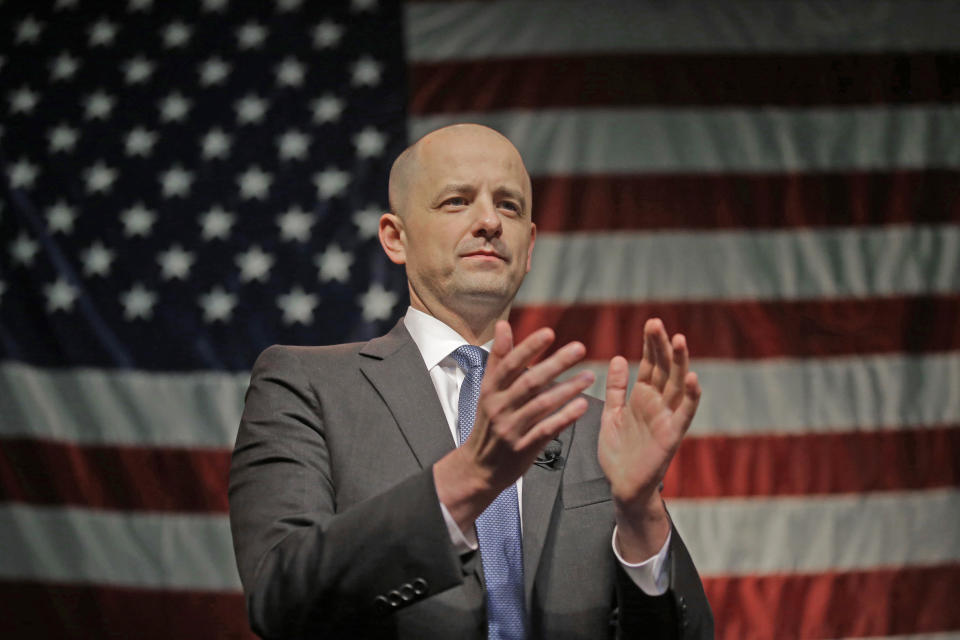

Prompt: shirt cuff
xmin=611 ymin=525 xmax=671 ymax=596
xmin=439 ymin=499 xmax=478 ymax=555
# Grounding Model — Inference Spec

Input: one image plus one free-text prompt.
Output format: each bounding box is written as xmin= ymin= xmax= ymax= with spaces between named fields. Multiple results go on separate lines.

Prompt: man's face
xmin=395 ymin=128 xmax=536 ymax=315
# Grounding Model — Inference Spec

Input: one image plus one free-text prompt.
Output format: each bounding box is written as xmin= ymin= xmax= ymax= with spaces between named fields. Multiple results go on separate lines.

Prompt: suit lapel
xmin=521 ymin=426 xmax=573 ymax=606
xmin=359 ymin=320 xmax=454 ymax=469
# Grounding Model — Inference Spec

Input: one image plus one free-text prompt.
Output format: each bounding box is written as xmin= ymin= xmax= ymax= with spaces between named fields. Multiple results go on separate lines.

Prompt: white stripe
xmin=517 ymin=226 xmax=960 ymax=304
xmin=571 ymin=352 xmax=960 ymax=435
xmin=3 ymin=353 xmax=957 ymax=445
xmin=0 ymin=505 xmax=240 ymax=590
xmin=0 ymin=361 xmax=247 ymax=447
xmin=670 ymin=489 xmax=960 ymax=576
xmin=410 ymin=107 xmax=960 ymax=174
xmin=407 ymin=0 xmax=960 ymax=60
xmin=2 ymin=492 xmax=955 ymax=589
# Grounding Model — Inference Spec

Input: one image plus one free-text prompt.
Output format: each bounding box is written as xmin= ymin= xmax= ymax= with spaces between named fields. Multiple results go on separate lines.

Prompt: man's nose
xmin=472 ymin=197 xmax=502 ymax=238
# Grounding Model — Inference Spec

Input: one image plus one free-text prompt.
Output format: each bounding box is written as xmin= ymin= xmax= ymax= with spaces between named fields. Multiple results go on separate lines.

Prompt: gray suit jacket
xmin=229 ymin=320 xmax=713 ymax=638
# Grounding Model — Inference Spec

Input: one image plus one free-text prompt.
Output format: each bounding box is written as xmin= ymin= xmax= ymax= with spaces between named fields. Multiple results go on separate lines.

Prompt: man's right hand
xmin=433 ymin=320 xmax=595 ymax=533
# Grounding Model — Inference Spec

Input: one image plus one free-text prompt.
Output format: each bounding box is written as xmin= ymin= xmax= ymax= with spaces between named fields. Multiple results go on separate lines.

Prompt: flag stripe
xmin=527 ymin=170 xmax=960 ymax=232
xmin=664 ymin=427 xmax=960 ymax=498
xmin=410 ymin=107 xmax=960 ymax=174
xmin=511 ymin=296 xmax=960 ymax=360
xmin=406 ymin=1 xmax=960 ymax=60
xmin=2 ymin=492 xmax=956 ymax=588
xmin=574 ymin=352 xmax=960 ymax=434
xmin=0 ymin=581 xmax=255 ymax=640
xmin=411 ymin=53 xmax=960 ymax=113
xmin=703 ymin=566 xmax=960 ymax=640
xmin=0 ymin=438 xmax=230 ymax=513
xmin=4 ymin=353 xmax=957 ymax=445
xmin=669 ymin=489 xmax=960 ymax=575
xmin=2 ymin=427 xmax=956 ymax=512
xmin=518 ymin=226 xmax=960 ymax=305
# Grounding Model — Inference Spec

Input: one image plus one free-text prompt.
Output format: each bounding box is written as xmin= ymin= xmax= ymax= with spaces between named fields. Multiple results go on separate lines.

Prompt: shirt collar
xmin=403 ymin=306 xmax=493 ymax=371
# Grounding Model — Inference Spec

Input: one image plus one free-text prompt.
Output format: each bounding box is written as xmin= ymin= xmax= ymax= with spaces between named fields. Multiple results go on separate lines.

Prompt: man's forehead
xmin=416 ymin=129 xmax=529 ymax=188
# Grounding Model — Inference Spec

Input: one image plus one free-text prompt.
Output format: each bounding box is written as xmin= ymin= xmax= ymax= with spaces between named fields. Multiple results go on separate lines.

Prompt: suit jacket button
xmin=388 ymin=590 xmax=403 ymax=607
xmin=412 ymin=578 xmax=428 ymax=595
xmin=373 ymin=595 xmax=391 ymax=615
xmin=399 ymin=584 xmax=416 ymax=601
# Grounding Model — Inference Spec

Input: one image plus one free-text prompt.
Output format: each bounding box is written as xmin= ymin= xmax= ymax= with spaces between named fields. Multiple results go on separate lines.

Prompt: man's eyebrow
xmin=494 ymin=186 xmax=527 ymax=213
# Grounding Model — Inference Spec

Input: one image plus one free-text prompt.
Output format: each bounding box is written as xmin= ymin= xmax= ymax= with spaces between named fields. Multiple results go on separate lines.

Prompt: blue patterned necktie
xmin=452 ymin=345 xmax=527 ymax=640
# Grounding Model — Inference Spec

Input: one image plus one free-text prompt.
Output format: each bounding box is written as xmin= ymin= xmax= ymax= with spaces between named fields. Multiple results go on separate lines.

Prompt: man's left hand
xmin=598 ymin=318 xmax=701 ymax=563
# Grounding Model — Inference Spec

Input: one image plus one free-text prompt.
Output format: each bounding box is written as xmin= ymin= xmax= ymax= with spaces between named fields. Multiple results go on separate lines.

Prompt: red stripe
xmin=664 ymin=427 xmax=960 ymax=498
xmin=0 ymin=581 xmax=255 ymax=639
xmin=510 ymin=296 xmax=960 ymax=360
xmin=0 ymin=438 xmax=229 ymax=512
xmin=528 ymin=171 xmax=960 ymax=232
xmin=410 ymin=53 xmax=960 ymax=113
xmin=705 ymin=565 xmax=960 ymax=639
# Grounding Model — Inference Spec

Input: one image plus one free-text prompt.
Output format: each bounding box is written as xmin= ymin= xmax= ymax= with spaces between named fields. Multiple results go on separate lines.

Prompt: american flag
xmin=1 ymin=0 xmax=958 ymax=638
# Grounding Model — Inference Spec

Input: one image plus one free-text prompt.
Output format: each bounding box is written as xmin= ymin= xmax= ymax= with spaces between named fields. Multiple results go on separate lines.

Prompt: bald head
xmin=388 ymin=124 xmax=531 ymax=217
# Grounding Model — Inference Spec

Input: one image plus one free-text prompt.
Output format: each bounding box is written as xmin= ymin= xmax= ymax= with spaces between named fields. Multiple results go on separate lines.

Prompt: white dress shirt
xmin=403 ymin=307 xmax=670 ymax=595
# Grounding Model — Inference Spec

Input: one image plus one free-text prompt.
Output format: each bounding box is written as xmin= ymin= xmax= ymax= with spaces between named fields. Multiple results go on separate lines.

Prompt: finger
xmin=502 ymin=340 xmax=587 ymax=406
xmin=604 ymin=356 xmax=629 ymax=411
xmin=636 ymin=322 xmax=654 ymax=384
xmin=516 ymin=396 xmax=589 ymax=451
xmin=485 ymin=324 xmax=555 ymax=390
xmin=645 ymin=319 xmax=672 ymax=392
xmin=511 ymin=370 xmax=595 ymax=429
xmin=671 ymin=371 xmax=701 ymax=437
xmin=663 ymin=333 xmax=689 ymax=409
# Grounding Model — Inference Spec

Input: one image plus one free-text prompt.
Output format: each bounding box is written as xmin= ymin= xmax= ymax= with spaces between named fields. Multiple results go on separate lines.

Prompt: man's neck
xmin=408 ymin=296 xmax=508 ymax=346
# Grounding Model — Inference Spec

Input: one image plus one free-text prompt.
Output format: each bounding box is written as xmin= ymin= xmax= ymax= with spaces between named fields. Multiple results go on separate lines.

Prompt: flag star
xmin=311 ymin=94 xmax=343 ymax=124
xmin=238 ymin=165 xmax=272 ymax=200
xmin=120 ymin=283 xmax=158 ymax=320
xmin=314 ymin=167 xmax=350 ymax=199
xmin=199 ymin=56 xmax=231 ymax=86
xmin=353 ymin=126 xmax=387 ymax=158
xmin=84 ymin=90 xmax=115 ymax=120
xmin=160 ymin=165 xmax=193 ymax=197
xmin=8 ymin=158 xmax=39 ymax=189
xmin=236 ymin=22 xmax=267 ymax=49
xmin=202 ymin=0 xmax=228 ymax=12
xmin=275 ymin=57 xmax=305 ymax=87
xmin=125 ymin=127 xmax=157 ymax=156
xmin=351 ymin=56 xmax=382 ymax=87
xmin=84 ymin=161 xmax=118 ymax=194
xmin=312 ymin=20 xmax=343 ymax=49
xmin=49 ymin=124 xmax=79 ymax=153
xmin=128 ymin=0 xmax=153 ymax=12
xmin=199 ymin=286 xmax=237 ymax=323
xmin=352 ymin=204 xmax=382 ymax=240
xmin=159 ymin=91 xmax=191 ymax=122
xmin=201 ymin=127 xmax=232 ymax=159
xmin=9 ymin=86 xmax=39 ymax=114
xmin=89 ymin=19 xmax=119 ymax=46
xmin=163 ymin=21 xmax=192 ymax=48
xmin=50 ymin=52 xmax=80 ymax=81
xmin=235 ymin=94 xmax=268 ymax=124
xmin=199 ymin=205 xmax=235 ymax=240
xmin=277 ymin=286 xmax=318 ymax=325
xmin=10 ymin=232 xmax=39 ymax=266
xmin=277 ymin=206 xmax=315 ymax=242
xmin=80 ymin=241 xmax=115 ymax=277
xmin=16 ymin=16 xmax=44 ymax=43
xmin=123 ymin=56 xmax=154 ymax=84
xmin=236 ymin=245 xmax=274 ymax=283
xmin=278 ymin=129 xmax=310 ymax=160
xmin=276 ymin=0 xmax=303 ymax=11
xmin=120 ymin=202 xmax=157 ymax=237
xmin=351 ymin=0 xmax=378 ymax=12
xmin=44 ymin=278 xmax=79 ymax=313
xmin=315 ymin=244 xmax=353 ymax=283
xmin=158 ymin=244 xmax=195 ymax=280
xmin=46 ymin=200 xmax=77 ymax=234
xmin=360 ymin=283 xmax=398 ymax=322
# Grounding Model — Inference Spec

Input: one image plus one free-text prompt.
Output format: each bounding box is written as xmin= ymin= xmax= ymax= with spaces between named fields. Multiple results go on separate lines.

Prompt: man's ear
xmin=378 ymin=212 xmax=406 ymax=265
xmin=525 ymin=222 xmax=536 ymax=273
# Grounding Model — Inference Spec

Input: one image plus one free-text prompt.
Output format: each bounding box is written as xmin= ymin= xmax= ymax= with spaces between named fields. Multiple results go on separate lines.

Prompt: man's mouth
xmin=461 ymin=250 xmax=506 ymax=261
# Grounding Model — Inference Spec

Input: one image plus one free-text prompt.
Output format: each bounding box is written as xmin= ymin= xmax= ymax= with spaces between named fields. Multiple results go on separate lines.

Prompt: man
xmin=229 ymin=124 xmax=713 ymax=638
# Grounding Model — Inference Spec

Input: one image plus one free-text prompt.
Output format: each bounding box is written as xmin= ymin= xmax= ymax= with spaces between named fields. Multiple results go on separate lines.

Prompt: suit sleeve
xmin=228 ymin=345 xmax=465 ymax=638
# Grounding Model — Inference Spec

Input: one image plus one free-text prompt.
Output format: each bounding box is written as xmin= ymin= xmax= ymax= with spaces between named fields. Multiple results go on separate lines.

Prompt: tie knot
xmin=452 ymin=345 xmax=487 ymax=372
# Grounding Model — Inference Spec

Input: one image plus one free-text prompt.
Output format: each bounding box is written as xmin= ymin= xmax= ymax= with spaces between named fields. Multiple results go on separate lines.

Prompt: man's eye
xmin=499 ymin=201 xmax=520 ymax=213
xmin=444 ymin=197 xmax=467 ymax=207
